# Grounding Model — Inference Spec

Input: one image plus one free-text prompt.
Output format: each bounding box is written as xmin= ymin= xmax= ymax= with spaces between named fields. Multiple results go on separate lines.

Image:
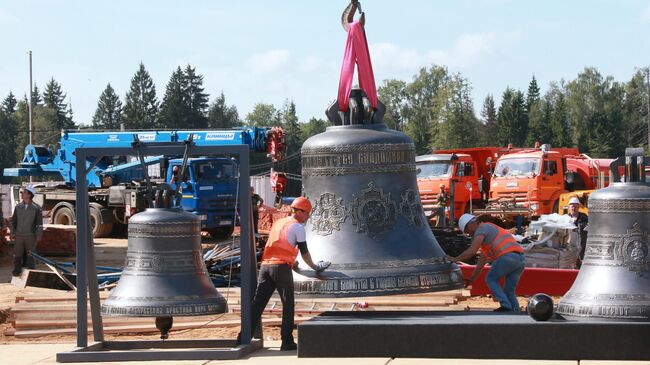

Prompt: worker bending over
xmin=249 ymin=197 xmax=330 ymax=351
xmin=450 ymin=214 xmax=525 ymax=312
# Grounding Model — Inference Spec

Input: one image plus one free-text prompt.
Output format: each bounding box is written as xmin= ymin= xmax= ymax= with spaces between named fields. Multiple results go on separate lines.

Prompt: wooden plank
xmin=14 ymin=316 xmax=311 ymax=338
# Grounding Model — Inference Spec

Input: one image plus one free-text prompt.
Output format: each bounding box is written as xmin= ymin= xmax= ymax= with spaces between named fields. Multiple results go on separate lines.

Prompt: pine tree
xmin=2 ymin=92 xmax=18 ymax=114
xmin=207 ymin=92 xmax=240 ymax=129
xmin=43 ymin=78 xmax=75 ymax=130
xmin=479 ymin=94 xmax=497 ymax=146
xmin=526 ymin=75 xmax=540 ymax=112
xmin=183 ymin=65 xmax=209 ymax=129
xmin=122 ymin=62 xmax=159 ymax=129
xmin=548 ymin=88 xmax=571 ymax=148
xmin=0 ymin=108 xmax=18 ymax=182
xmin=158 ymin=67 xmax=188 ymax=129
xmin=31 ymin=85 xmax=42 ymax=106
xmin=281 ymin=100 xmax=301 ymax=154
xmin=92 ymin=84 xmax=122 ymax=130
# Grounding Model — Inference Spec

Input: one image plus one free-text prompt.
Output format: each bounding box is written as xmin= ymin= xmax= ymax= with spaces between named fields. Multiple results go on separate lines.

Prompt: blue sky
xmin=1 ymin=1 xmax=650 ymax=126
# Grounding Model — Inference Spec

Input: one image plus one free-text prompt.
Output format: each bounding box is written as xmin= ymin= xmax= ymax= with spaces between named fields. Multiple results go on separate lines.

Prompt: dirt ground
xmin=0 ymin=235 xmax=540 ymax=345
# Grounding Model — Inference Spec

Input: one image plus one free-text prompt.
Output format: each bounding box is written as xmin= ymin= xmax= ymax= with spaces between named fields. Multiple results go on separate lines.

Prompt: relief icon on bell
xmin=293 ymin=89 xmax=464 ymax=297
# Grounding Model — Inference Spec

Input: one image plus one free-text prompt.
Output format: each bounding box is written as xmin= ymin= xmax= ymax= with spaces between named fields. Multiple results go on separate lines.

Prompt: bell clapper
xmin=155 ymin=316 xmax=174 ymax=340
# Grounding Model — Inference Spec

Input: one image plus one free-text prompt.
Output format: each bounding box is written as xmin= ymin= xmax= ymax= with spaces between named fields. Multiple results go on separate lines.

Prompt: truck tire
xmin=52 ymin=203 xmax=76 ymax=226
xmin=207 ymin=226 xmax=234 ymax=240
xmin=89 ymin=203 xmax=114 ymax=238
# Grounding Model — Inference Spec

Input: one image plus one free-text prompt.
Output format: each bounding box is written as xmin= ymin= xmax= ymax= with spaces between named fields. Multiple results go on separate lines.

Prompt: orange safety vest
xmin=479 ymin=223 xmax=524 ymax=261
xmin=261 ymin=216 xmax=301 ymax=266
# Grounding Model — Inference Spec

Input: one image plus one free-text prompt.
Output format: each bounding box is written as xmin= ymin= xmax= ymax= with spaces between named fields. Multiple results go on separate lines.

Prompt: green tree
xmin=92 ymin=84 xmax=122 ymax=130
xmin=565 ymin=67 xmax=625 ymax=157
xmin=403 ymin=66 xmax=451 ymax=153
xmin=43 ymin=78 xmax=75 ymax=130
xmin=622 ymin=68 xmax=649 ymax=150
xmin=207 ymin=92 xmax=240 ymax=129
xmin=246 ymin=103 xmax=280 ymax=127
xmin=435 ymin=74 xmax=480 ymax=148
xmin=2 ymin=92 xmax=18 ymax=114
xmin=31 ymin=85 xmax=42 ymax=106
xmin=158 ymin=67 xmax=188 ymax=129
xmin=280 ymin=100 xmax=301 ymax=155
xmin=479 ymin=94 xmax=497 ymax=146
xmin=497 ymin=88 xmax=528 ymax=147
xmin=546 ymin=83 xmax=572 ymax=148
xmin=526 ymin=75 xmax=540 ymax=112
xmin=0 ymin=109 xmax=18 ymax=182
xmin=183 ymin=65 xmax=209 ymax=129
xmin=122 ymin=62 xmax=159 ymax=129
xmin=299 ymin=117 xmax=327 ymax=143
xmin=377 ymin=79 xmax=407 ymax=130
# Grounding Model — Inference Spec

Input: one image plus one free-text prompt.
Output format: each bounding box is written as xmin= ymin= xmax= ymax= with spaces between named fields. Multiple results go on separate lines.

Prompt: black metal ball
xmin=527 ymin=293 xmax=554 ymax=321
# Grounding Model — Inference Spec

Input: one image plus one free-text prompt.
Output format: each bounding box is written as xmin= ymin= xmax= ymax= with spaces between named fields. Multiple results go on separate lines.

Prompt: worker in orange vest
xmin=249 ymin=197 xmax=330 ymax=351
xmin=450 ymin=214 xmax=525 ymax=312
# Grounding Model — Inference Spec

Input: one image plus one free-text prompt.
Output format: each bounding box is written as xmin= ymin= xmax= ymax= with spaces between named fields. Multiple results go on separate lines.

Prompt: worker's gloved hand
xmin=314 ymin=260 xmax=331 ymax=273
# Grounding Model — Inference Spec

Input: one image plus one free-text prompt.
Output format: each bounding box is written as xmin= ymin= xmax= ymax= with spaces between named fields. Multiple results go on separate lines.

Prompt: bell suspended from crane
xmin=102 ymin=193 xmax=227 ymax=338
xmin=557 ymin=148 xmax=650 ymax=321
xmin=292 ymin=89 xmax=464 ymax=296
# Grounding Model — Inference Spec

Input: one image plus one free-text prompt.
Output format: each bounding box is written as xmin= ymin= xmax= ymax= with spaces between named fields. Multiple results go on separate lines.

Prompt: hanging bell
xmin=101 ymin=207 xmax=227 ymax=338
xmin=293 ymin=89 xmax=464 ymax=296
xmin=557 ymin=148 xmax=650 ymax=321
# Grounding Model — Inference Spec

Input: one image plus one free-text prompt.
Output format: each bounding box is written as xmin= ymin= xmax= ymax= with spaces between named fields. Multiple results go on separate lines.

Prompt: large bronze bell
xmin=293 ymin=90 xmax=464 ymax=296
xmin=102 ymin=207 xmax=227 ymax=337
xmin=557 ymin=148 xmax=650 ymax=321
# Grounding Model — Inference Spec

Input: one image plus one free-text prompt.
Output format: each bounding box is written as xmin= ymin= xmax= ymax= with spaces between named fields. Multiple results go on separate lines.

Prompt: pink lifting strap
xmin=337 ymin=21 xmax=378 ymax=112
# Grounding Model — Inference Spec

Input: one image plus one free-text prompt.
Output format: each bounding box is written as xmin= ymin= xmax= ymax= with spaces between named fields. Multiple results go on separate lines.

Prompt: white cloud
xmin=642 ymin=5 xmax=650 ymax=21
xmin=246 ymin=49 xmax=290 ymax=74
xmin=370 ymin=31 xmax=521 ymax=74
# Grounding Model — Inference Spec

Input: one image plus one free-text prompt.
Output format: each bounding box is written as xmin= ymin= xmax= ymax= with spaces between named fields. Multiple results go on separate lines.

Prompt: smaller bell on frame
xmin=101 ymin=206 xmax=227 ymax=338
xmin=557 ymin=148 xmax=650 ymax=321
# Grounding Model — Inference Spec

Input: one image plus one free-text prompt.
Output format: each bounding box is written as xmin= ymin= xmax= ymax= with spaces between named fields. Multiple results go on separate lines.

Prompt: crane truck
xmin=4 ymin=128 xmax=285 ymax=238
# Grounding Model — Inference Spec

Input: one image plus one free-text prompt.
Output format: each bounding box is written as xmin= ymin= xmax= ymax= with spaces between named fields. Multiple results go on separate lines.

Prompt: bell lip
xmin=293 ymin=282 xmax=465 ymax=298
xmin=100 ymin=302 xmax=228 ymax=317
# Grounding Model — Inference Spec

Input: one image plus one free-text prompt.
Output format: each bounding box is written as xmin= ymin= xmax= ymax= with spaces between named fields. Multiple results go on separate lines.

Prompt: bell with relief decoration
xmin=293 ymin=89 xmax=464 ymax=297
xmin=101 ymin=206 xmax=227 ymax=338
xmin=557 ymin=148 xmax=650 ymax=321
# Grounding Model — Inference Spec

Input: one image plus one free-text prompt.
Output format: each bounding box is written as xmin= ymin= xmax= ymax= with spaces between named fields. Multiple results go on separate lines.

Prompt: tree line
xmin=1 ymin=62 xmax=648 ymax=187
xmin=379 ymin=65 xmax=649 ymax=158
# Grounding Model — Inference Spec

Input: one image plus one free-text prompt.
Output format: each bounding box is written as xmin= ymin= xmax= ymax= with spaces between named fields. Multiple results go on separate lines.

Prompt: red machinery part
xmin=271 ymin=172 xmax=286 ymax=195
xmin=266 ymin=127 xmax=286 ymax=162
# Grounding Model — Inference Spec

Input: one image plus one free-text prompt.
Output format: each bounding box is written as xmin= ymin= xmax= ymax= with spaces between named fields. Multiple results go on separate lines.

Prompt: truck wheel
xmin=207 ymin=227 xmax=234 ymax=240
xmin=52 ymin=204 xmax=76 ymax=226
xmin=89 ymin=203 xmax=114 ymax=238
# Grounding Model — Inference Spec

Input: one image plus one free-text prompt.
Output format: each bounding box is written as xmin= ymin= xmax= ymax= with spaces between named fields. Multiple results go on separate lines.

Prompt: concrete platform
xmin=297 ymin=311 xmax=650 ymax=360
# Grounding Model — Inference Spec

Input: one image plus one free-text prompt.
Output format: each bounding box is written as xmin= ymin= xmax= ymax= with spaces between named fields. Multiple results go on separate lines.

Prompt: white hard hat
xmin=569 ymin=197 xmax=580 ymax=205
xmin=458 ymin=213 xmax=476 ymax=233
xmin=22 ymin=186 xmax=36 ymax=197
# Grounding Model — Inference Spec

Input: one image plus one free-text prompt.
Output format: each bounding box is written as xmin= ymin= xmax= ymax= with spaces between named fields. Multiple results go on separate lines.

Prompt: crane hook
xmin=341 ymin=0 xmax=365 ymax=31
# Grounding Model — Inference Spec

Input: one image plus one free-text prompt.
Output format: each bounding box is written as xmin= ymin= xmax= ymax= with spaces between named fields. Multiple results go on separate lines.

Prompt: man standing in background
xmin=11 ymin=186 xmax=43 ymax=276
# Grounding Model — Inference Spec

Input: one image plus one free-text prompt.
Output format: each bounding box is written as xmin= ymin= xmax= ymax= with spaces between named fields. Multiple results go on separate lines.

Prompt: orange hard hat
xmin=291 ymin=197 xmax=312 ymax=213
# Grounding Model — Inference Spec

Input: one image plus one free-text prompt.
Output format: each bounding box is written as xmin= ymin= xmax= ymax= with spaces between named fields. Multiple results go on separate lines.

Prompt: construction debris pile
xmin=520 ymin=214 xmax=580 ymax=269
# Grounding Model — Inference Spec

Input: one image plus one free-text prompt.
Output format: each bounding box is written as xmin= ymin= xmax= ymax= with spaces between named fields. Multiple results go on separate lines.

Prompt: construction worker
xmin=435 ymin=184 xmax=449 ymax=227
xmin=11 ymin=186 xmax=43 ymax=276
xmin=567 ymin=196 xmax=588 ymax=265
xmin=250 ymin=186 xmax=264 ymax=235
xmin=249 ymin=197 xmax=330 ymax=351
xmin=450 ymin=214 xmax=525 ymax=312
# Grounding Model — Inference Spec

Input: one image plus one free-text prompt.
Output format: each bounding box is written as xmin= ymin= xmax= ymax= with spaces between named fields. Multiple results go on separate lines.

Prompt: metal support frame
xmin=57 ymin=143 xmax=261 ymax=362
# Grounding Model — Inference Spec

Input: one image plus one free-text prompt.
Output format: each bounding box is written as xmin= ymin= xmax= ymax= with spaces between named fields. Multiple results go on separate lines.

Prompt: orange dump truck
xmin=476 ymin=144 xmax=613 ymax=222
xmin=416 ymin=147 xmax=512 ymax=225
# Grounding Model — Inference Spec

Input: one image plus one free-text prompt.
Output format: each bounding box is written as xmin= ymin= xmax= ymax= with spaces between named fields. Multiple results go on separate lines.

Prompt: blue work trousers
xmin=485 ymin=252 xmax=525 ymax=311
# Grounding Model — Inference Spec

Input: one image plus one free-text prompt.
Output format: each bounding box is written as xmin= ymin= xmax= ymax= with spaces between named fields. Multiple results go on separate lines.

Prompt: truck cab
xmin=416 ymin=153 xmax=482 ymax=222
xmin=167 ymin=157 xmax=238 ymax=238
